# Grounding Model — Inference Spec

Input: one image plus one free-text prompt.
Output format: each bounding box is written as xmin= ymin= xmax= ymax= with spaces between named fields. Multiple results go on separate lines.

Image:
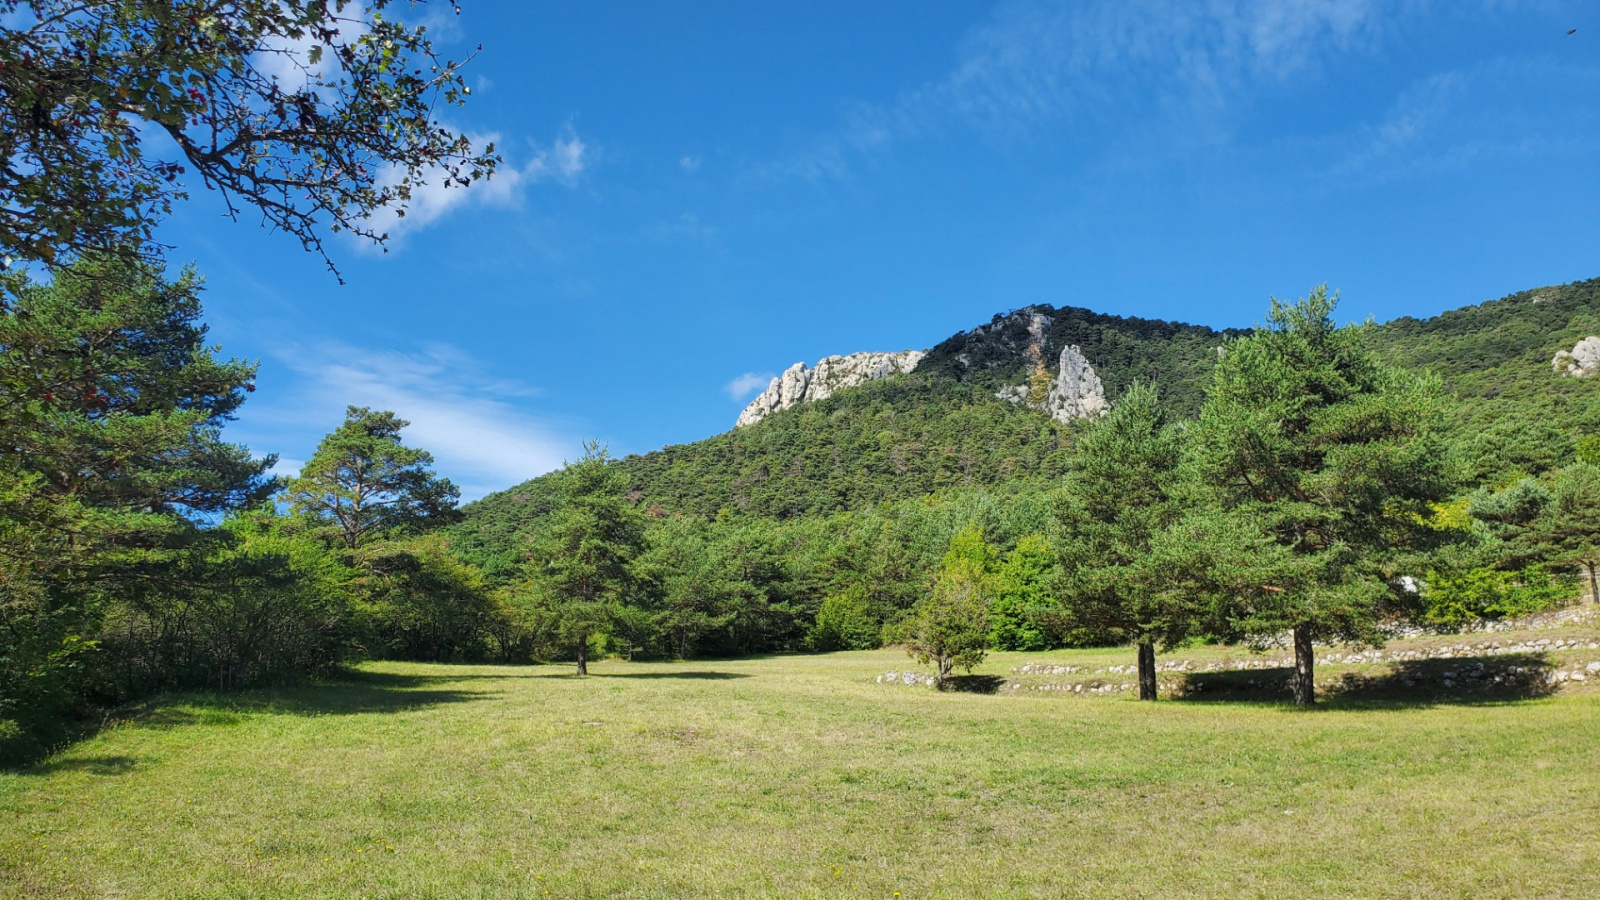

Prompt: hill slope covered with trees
xmin=463 ymin=277 xmax=1600 ymax=541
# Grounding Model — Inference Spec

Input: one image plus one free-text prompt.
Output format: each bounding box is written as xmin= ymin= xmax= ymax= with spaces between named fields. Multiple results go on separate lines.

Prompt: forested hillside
xmin=919 ymin=304 xmax=1244 ymax=415
xmin=1369 ymin=277 xmax=1600 ymax=483
xmin=465 ymin=277 xmax=1600 ymax=542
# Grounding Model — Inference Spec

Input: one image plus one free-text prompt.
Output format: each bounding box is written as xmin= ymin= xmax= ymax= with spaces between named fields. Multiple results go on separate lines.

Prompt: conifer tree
xmin=285 ymin=407 xmax=460 ymax=550
xmin=1056 ymin=382 xmax=1193 ymax=699
xmin=1472 ymin=464 xmax=1600 ymax=603
xmin=519 ymin=442 xmax=647 ymax=675
xmin=1189 ymin=287 xmax=1452 ymax=705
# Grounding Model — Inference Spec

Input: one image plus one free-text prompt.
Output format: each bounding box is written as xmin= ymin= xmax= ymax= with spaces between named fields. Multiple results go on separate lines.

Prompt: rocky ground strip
xmin=875 ymin=609 xmax=1600 ymax=697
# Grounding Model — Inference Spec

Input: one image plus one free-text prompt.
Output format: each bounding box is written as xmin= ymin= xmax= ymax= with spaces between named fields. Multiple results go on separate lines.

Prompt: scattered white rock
xmin=1553 ymin=336 xmax=1600 ymax=378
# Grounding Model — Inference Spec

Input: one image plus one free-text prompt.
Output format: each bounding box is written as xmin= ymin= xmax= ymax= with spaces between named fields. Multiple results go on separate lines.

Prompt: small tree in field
xmin=1189 ymin=287 xmax=1453 ymax=706
xmin=285 ymin=407 xmax=460 ymax=549
xmin=519 ymin=442 xmax=646 ymax=675
xmin=899 ymin=524 xmax=995 ymax=687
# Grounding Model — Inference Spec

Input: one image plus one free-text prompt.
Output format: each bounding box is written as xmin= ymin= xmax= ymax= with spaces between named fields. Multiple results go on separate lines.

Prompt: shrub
xmin=808 ymin=584 xmax=883 ymax=651
xmin=1422 ymin=565 xmax=1576 ymax=627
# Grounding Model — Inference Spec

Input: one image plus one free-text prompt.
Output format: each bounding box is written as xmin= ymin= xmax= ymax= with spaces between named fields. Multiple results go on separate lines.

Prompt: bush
xmin=808 ymin=584 xmax=883 ymax=651
xmin=1422 ymin=565 xmax=1576 ymax=627
xmin=357 ymin=536 xmax=503 ymax=662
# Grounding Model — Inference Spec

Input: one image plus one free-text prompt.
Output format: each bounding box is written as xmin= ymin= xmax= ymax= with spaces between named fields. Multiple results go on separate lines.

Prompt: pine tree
xmin=285 ymin=408 xmax=460 ymax=550
xmin=1189 ymin=287 xmax=1453 ymax=705
xmin=1056 ymin=382 xmax=1193 ymax=700
xmin=519 ymin=442 xmax=647 ymax=675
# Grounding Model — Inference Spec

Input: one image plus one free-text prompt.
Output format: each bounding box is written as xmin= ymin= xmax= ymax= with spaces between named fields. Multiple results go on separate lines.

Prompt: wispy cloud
xmin=359 ymin=124 xmax=589 ymax=245
xmin=261 ymin=342 xmax=574 ymax=498
xmin=680 ymin=155 xmax=703 ymax=173
xmin=724 ymin=372 xmax=775 ymax=401
xmin=1331 ymin=56 xmax=1600 ymax=182
xmin=768 ymin=0 xmax=1405 ymax=180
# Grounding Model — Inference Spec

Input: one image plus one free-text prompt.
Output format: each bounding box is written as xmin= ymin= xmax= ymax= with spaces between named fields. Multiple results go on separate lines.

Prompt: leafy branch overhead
xmin=0 ymin=0 xmax=499 ymax=279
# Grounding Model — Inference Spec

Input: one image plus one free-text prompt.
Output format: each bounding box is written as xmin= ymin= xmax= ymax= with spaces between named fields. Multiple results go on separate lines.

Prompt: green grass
xmin=3 ymin=641 xmax=1600 ymax=899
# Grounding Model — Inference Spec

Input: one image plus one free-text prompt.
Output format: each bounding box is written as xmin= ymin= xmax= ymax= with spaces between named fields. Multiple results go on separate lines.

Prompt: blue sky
xmin=157 ymin=0 xmax=1599 ymax=499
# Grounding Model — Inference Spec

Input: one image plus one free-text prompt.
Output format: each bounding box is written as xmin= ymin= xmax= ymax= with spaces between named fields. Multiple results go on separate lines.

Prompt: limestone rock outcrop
xmin=1553 ymin=337 xmax=1600 ymax=378
xmin=736 ymin=350 xmax=925 ymax=427
xmin=1044 ymin=345 xmax=1110 ymax=421
xmin=994 ymin=343 xmax=1109 ymax=424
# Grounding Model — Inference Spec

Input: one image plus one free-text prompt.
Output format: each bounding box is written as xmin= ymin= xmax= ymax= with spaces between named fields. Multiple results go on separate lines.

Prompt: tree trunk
xmin=1587 ymin=563 xmax=1599 ymax=605
xmin=935 ymin=654 xmax=953 ymax=690
xmin=575 ymin=636 xmax=588 ymax=677
xmin=1137 ymin=641 xmax=1158 ymax=701
xmin=1291 ymin=623 xmax=1315 ymax=707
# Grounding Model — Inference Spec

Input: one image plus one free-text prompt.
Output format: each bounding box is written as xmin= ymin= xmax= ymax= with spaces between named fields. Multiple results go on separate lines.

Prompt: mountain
xmin=457 ymin=277 xmax=1600 ymax=570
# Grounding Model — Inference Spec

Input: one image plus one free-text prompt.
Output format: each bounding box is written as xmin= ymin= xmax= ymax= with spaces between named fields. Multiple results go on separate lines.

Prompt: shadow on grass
xmin=1172 ymin=653 xmax=1558 ymax=708
xmin=20 ymin=754 xmax=140 ymax=777
xmin=190 ymin=668 xmax=499 ymax=717
xmin=939 ymin=674 xmax=1007 ymax=694
xmin=4 ymin=669 xmax=496 ymax=772
xmin=587 ymin=671 xmax=750 ymax=680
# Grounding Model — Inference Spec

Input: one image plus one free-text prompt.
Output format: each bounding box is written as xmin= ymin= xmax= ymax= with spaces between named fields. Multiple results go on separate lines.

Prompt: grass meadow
xmin=4 ymin=637 xmax=1600 ymax=899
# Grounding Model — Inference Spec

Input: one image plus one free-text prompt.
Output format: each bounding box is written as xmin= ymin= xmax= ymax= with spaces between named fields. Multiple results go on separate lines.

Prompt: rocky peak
xmin=996 ymin=344 xmax=1109 ymax=423
xmin=1046 ymin=345 xmax=1110 ymax=421
xmin=736 ymin=350 xmax=925 ymax=427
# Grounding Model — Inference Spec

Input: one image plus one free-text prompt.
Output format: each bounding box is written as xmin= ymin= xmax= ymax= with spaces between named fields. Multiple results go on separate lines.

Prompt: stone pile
xmin=874 ymin=671 xmax=939 ymax=686
xmin=1379 ymin=606 xmax=1595 ymax=639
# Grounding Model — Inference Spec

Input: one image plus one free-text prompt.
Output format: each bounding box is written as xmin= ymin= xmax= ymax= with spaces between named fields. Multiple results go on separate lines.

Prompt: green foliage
xmin=1421 ymin=565 xmax=1574 ymax=627
xmin=511 ymin=442 xmax=649 ymax=672
xmin=1189 ymin=287 xmax=1457 ymax=703
xmin=285 ymin=406 xmax=461 ymax=549
xmin=987 ymin=534 xmax=1060 ymax=651
xmin=1472 ymin=463 xmax=1600 ymax=602
xmin=809 ymin=584 xmax=884 ymax=652
xmin=0 ymin=257 xmax=272 ymax=761
xmin=0 ymin=0 xmax=497 ymax=275
xmin=1055 ymin=383 xmax=1197 ymax=655
xmin=919 ymin=304 xmax=1244 ymax=416
xmin=1575 ymin=435 xmax=1600 ymax=466
xmin=1369 ymin=278 xmax=1600 ymax=486
xmin=896 ymin=524 xmax=996 ymax=684
xmin=354 ymin=535 xmax=501 ymax=663
xmin=97 ymin=507 xmax=356 ymax=696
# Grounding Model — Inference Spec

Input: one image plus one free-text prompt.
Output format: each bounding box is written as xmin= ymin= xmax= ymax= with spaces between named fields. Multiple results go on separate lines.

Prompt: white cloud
xmin=680 ymin=155 xmax=703 ymax=173
xmin=525 ymin=128 xmax=588 ymax=185
xmin=268 ymin=456 xmax=306 ymax=479
xmin=358 ymin=125 xmax=589 ymax=244
xmin=768 ymin=0 xmax=1407 ymax=179
xmin=724 ymin=372 xmax=775 ymax=402
xmin=264 ymin=342 xmax=573 ymax=499
xmin=254 ymin=7 xmax=371 ymax=94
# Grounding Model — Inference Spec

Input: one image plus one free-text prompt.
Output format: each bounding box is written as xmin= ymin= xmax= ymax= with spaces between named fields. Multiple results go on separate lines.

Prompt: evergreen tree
xmin=1472 ymin=464 xmax=1600 ymax=604
xmin=638 ymin=516 xmax=736 ymax=659
xmin=518 ymin=442 xmax=647 ymax=675
xmin=285 ymin=407 xmax=460 ymax=549
xmin=897 ymin=524 xmax=995 ymax=687
xmin=0 ymin=257 xmax=271 ymax=757
xmin=1189 ymin=287 xmax=1453 ymax=706
xmin=1056 ymin=383 xmax=1194 ymax=699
